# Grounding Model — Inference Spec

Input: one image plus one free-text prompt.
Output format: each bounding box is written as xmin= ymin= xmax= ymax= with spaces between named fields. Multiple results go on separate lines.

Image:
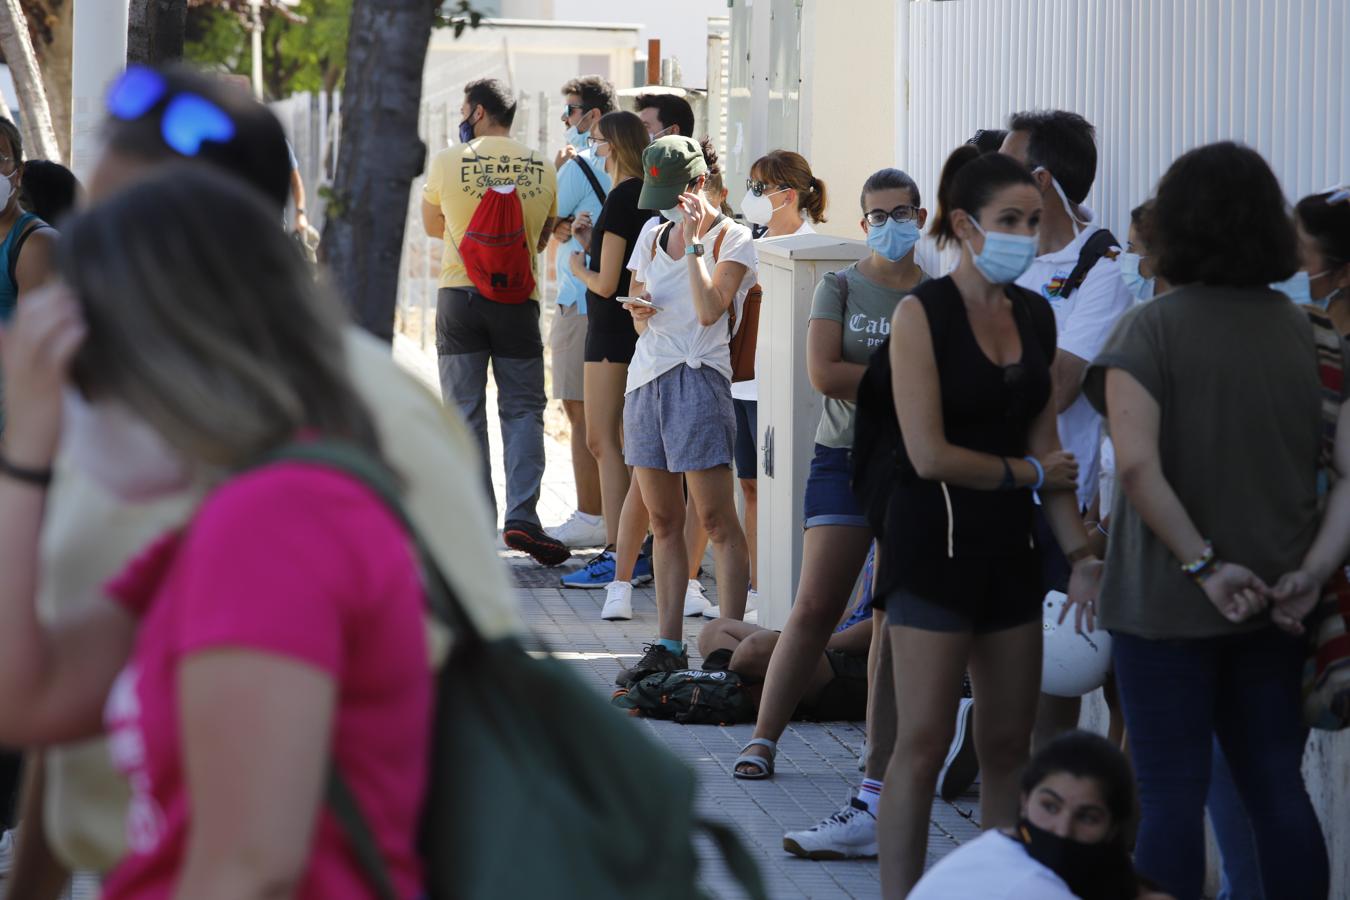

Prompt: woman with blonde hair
xmin=0 ymin=165 xmax=431 ymax=897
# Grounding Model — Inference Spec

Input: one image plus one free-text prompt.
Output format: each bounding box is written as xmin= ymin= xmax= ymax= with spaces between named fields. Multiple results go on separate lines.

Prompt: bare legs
xmin=582 ymin=362 xmax=629 ymax=545
xmin=561 ymin=398 xmax=601 ymax=517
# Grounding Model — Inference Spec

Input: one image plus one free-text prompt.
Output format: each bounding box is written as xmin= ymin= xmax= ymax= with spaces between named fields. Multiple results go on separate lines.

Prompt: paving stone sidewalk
xmin=393 ymin=333 xmax=980 ymax=899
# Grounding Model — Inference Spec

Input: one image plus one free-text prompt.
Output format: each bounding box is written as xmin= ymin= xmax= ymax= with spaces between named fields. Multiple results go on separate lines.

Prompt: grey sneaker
xmin=615 ymin=643 xmax=688 ymax=687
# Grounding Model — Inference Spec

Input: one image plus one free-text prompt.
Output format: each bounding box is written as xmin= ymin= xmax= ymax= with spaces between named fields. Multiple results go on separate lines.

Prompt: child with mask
xmin=733 ymin=170 xmax=927 ymax=854
xmin=910 ymin=731 xmax=1175 ymax=900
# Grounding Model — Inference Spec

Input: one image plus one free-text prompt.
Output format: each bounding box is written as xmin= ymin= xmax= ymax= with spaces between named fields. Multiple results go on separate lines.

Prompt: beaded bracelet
xmin=1181 ymin=540 xmax=1217 ymax=583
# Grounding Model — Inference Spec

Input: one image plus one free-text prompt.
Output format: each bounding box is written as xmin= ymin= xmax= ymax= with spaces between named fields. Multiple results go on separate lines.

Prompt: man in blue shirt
xmin=546 ymin=75 xmax=615 ymax=549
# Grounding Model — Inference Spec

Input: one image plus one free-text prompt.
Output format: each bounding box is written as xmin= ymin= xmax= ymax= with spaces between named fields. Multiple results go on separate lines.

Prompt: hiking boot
xmin=783 ymin=798 xmax=878 ymax=860
xmin=615 ymin=643 xmax=688 ymax=687
xmin=545 ymin=511 xmax=607 ymax=549
xmin=937 ymin=698 xmax=979 ymax=801
xmin=503 ymin=519 xmax=570 ymax=567
xmin=601 ymin=581 xmax=633 ymax=621
xmin=562 ymin=549 xmax=617 ymax=588
xmin=683 ymin=579 xmax=711 ymax=617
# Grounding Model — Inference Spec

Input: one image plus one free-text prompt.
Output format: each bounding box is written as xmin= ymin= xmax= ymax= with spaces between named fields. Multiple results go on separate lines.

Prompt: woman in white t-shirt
xmin=911 ymin=731 xmax=1174 ymax=900
xmin=610 ymin=137 xmax=759 ymax=688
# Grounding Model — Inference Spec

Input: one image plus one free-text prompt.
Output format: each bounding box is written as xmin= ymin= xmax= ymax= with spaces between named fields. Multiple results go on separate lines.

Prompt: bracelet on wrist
xmin=1181 ymin=540 xmax=1217 ymax=583
xmin=0 ymin=453 xmax=53 ymax=487
xmin=1023 ymin=456 xmax=1045 ymax=491
xmin=1096 ymin=521 xmax=1109 ymax=537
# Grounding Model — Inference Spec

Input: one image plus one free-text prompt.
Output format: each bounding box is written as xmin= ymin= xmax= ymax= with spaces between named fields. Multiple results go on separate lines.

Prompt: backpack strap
xmin=327 ymin=772 xmax=400 ymax=900
xmin=832 ymin=269 xmax=850 ymax=315
xmin=1059 ymin=228 xmax=1120 ymax=299
xmin=575 ymin=158 xmax=607 ymax=206
xmin=651 ymin=220 xmax=675 ymax=260
xmin=8 ymin=218 xmax=53 ymax=288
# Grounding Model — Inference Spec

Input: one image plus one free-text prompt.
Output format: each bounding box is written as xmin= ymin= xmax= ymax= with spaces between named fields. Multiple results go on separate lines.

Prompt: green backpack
xmin=613 ymin=668 xmax=757 ymax=725
xmin=264 ymin=442 xmax=767 ymax=900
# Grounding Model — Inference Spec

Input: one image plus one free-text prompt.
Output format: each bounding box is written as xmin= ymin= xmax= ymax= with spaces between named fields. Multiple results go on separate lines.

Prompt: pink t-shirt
xmin=100 ymin=463 xmax=431 ymax=900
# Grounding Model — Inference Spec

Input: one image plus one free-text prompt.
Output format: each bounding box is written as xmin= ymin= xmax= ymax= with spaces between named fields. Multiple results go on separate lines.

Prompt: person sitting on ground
xmin=909 ymin=731 xmax=1176 ymax=900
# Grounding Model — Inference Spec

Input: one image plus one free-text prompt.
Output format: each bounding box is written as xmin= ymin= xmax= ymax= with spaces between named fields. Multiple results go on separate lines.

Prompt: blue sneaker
xmin=632 ymin=552 xmax=653 ymax=586
xmin=561 ymin=550 xmax=616 ymax=589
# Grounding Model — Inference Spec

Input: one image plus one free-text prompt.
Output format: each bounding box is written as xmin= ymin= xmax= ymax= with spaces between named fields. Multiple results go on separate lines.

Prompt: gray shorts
xmin=548 ymin=301 xmax=587 ymax=402
xmin=623 ymin=364 xmax=735 ymax=472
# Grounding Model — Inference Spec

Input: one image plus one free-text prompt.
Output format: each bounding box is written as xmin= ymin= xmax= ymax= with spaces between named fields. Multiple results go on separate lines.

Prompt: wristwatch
xmin=683 ymin=243 xmax=705 ymax=258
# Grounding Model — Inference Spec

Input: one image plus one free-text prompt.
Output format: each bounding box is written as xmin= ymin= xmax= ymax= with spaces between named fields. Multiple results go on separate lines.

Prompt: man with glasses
xmin=543 ymin=75 xmax=615 ymax=551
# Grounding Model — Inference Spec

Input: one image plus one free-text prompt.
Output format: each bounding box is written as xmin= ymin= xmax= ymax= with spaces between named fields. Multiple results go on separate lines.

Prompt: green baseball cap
xmin=638 ymin=136 xmax=708 ymax=211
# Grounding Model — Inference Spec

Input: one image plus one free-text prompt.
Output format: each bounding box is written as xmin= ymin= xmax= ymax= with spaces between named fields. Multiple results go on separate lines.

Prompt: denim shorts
xmin=802 ymin=443 xmax=869 ymax=529
xmin=733 ymin=399 xmax=758 ymax=479
xmin=623 ymin=364 xmax=735 ymax=473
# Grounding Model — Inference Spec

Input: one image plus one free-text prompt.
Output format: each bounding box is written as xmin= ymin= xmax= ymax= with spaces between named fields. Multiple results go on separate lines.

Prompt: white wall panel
xmin=896 ymin=0 xmax=1349 ymax=242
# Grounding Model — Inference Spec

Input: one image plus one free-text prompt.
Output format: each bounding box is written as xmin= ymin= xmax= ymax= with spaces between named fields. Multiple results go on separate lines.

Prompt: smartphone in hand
xmin=619 ymin=296 xmax=662 ymax=312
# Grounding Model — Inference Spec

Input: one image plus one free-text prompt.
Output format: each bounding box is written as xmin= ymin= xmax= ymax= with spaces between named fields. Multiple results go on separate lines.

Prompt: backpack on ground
xmin=612 ymin=668 xmax=757 ymax=725
xmin=1056 ymin=228 xmax=1120 ymax=299
xmin=258 ymin=442 xmax=768 ymax=900
xmin=651 ymin=219 xmax=762 ymax=382
xmin=456 ymin=184 xmax=536 ymax=304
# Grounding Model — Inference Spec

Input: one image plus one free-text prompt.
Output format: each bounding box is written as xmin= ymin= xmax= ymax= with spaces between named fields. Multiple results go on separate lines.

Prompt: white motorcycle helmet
xmin=1041 ymin=590 xmax=1112 ymax=697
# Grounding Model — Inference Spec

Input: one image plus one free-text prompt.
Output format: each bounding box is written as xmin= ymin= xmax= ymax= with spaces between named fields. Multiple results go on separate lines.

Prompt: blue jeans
xmin=1112 ymin=628 xmax=1326 ymax=900
xmin=1208 ymin=739 xmax=1265 ymax=900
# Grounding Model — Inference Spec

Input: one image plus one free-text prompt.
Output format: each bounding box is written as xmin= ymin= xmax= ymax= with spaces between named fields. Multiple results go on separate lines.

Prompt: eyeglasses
xmin=864 ymin=205 xmax=920 ymax=227
xmin=745 ymin=179 xmax=787 ymax=198
xmin=0 ymin=154 xmax=15 ymax=175
xmin=586 ymin=135 xmax=608 ymax=148
xmin=106 ymin=66 xmax=237 ymax=156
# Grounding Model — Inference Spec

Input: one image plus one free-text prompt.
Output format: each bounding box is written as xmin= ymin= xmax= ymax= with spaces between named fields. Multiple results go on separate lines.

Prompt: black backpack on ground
xmin=612 ymin=668 xmax=757 ymax=725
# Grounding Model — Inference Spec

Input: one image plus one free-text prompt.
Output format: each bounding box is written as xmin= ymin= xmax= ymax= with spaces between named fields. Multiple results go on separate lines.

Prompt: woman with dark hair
xmin=19 ymin=160 xmax=80 ymax=226
xmin=1083 ymin=142 xmax=1335 ymax=899
xmin=911 ymin=731 xmax=1174 ymax=900
xmin=0 ymin=116 xmax=57 ymax=325
xmin=1275 ymin=185 xmax=1350 ymax=333
xmin=876 ymin=150 xmax=1098 ymax=895
xmin=0 ymin=166 xmax=432 ymax=898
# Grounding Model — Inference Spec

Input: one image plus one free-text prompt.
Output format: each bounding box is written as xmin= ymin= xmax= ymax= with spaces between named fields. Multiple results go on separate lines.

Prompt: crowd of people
xmin=0 ymin=58 xmax=1341 ymax=900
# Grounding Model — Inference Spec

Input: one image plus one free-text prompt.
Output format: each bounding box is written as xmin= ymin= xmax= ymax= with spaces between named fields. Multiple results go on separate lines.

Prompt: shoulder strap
xmin=832 ymin=270 xmax=849 ymax=314
xmin=651 ymin=220 xmax=676 ymax=259
xmin=8 ymin=217 xmax=52 ymax=287
xmin=1060 ymin=228 xmax=1120 ymax=299
xmin=576 ymin=158 xmax=607 ymax=206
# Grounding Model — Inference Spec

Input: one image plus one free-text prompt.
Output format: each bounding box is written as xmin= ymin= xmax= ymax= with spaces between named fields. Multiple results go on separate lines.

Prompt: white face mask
xmin=0 ymin=170 xmax=16 ymax=209
xmin=740 ymin=188 xmax=789 ymax=227
xmin=62 ymin=390 xmax=194 ymax=502
xmin=660 ymin=205 xmax=685 ymax=224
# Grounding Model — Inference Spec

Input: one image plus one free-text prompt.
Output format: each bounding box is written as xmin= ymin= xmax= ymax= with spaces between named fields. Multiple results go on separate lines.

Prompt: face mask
xmin=1034 ymin=167 xmax=1089 ymax=236
xmin=62 ymin=390 xmax=193 ymax=502
xmin=648 ymin=124 xmax=675 ymax=143
xmin=968 ymin=219 xmax=1038 ymax=284
xmin=1272 ymin=269 xmax=1331 ymax=307
xmin=741 ymin=189 xmax=788 ymax=227
xmin=660 ymin=205 xmax=684 ymax=224
xmin=1117 ymin=252 xmax=1156 ymax=302
xmin=0 ymin=170 xmax=14 ymax=208
xmin=564 ymin=123 xmax=590 ymax=152
xmin=866 ymin=217 xmax=921 ymax=262
xmin=1017 ymin=819 xmax=1134 ymax=900
xmin=458 ymin=114 xmax=476 ymax=144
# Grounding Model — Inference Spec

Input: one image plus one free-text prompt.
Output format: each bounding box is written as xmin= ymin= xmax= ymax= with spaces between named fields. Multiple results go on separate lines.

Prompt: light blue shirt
xmin=555 ymin=149 xmax=611 ymax=314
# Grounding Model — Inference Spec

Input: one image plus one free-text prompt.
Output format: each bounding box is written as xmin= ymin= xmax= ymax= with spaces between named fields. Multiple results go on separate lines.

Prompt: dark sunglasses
xmin=106 ymin=66 xmax=237 ymax=156
xmin=745 ymin=178 xmax=787 ymax=197
xmin=864 ymin=205 xmax=920 ymax=227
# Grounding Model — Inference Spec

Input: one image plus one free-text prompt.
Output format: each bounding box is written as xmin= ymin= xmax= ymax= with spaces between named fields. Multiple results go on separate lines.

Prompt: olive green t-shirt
xmin=1084 ymin=285 xmax=1346 ymax=639
xmin=809 ymin=264 xmax=926 ymax=449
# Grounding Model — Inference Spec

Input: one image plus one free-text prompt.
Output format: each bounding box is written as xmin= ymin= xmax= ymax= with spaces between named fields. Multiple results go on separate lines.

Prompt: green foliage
xmin=184 ymin=6 xmax=249 ymax=75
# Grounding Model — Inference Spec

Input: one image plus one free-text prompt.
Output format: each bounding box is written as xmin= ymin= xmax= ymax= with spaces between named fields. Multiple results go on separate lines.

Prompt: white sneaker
xmin=545 ymin=511 xmax=607 ymax=549
xmin=601 ymin=581 xmax=633 ymax=621
xmin=702 ymin=588 xmax=760 ymax=620
xmin=782 ymin=798 xmax=878 ymax=859
xmin=683 ymin=579 xmax=711 ymax=617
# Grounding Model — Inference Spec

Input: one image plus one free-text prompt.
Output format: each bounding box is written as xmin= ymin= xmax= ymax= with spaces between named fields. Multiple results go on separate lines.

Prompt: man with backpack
xmin=1002 ymin=110 xmax=1133 ymax=741
xmin=543 ymin=75 xmax=615 ymax=551
xmin=423 ymin=78 xmax=568 ymax=566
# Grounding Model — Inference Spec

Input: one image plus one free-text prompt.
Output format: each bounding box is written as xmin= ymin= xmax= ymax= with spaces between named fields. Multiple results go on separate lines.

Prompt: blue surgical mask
xmin=1118 ymin=251 xmax=1156 ymax=302
xmin=866 ymin=217 xmax=921 ymax=262
xmin=969 ymin=220 xmax=1038 ymax=284
xmin=1272 ymin=269 xmax=1331 ymax=306
xmin=565 ymin=123 xmax=589 ymax=152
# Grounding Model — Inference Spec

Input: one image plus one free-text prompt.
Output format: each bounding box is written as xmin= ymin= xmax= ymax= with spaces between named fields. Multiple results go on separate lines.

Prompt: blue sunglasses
xmin=106 ymin=66 xmax=237 ymax=156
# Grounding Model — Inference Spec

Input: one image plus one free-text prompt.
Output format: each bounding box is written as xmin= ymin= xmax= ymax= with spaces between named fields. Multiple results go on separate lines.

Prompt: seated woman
xmin=910 ymin=731 xmax=1175 ymax=900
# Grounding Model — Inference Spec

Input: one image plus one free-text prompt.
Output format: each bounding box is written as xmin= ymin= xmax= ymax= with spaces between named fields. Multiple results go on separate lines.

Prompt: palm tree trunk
xmin=126 ymin=0 xmax=187 ymax=65
xmin=0 ymin=0 xmax=60 ymax=162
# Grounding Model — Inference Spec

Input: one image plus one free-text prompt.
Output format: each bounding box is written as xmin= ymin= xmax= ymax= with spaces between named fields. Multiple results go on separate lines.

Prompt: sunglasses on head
xmin=106 ymin=66 xmax=238 ymax=157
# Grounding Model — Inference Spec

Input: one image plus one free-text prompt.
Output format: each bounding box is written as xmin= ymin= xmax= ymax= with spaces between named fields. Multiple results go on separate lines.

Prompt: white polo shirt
xmin=1016 ymin=210 xmax=1132 ymax=508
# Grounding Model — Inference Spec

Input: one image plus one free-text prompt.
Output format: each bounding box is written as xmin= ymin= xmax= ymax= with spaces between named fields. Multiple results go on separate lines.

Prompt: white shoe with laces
xmin=782 ymin=797 xmax=878 ymax=860
xmin=601 ymin=580 xmax=633 ymax=621
xmin=545 ymin=511 xmax=607 ymax=549
xmin=683 ymin=579 xmax=711 ymax=617
xmin=702 ymin=588 xmax=760 ymax=620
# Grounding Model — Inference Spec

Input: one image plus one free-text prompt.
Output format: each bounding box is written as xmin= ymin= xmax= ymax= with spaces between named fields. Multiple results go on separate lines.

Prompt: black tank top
xmin=881 ymin=276 xmax=1056 ymax=590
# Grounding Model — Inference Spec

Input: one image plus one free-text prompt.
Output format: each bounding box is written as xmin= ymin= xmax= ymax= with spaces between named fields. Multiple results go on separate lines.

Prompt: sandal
xmin=733 ymin=738 xmax=777 ymax=780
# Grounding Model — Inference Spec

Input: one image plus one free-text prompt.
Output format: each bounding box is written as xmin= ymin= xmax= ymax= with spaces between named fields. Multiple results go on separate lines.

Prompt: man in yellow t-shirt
xmin=421 ymin=77 xmax=568 ymax=567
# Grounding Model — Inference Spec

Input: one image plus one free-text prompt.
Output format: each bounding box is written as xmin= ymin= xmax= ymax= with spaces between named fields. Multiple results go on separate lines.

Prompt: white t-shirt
xmin=908 ymin=832 xmax=1078 ymax=900
xmin=732 ymin=220 xmax=817 ymax=402
xmin=915 ymin=231 xmax=961 ymax=281
xmin=625 ymin=216 xmax=759 ymax=394
xmin=1015 ymin=210 xmax=1132 ymax=508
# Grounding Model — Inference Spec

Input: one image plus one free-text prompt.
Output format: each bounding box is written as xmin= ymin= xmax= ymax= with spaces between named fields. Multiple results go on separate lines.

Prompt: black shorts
xmin=881 ymin=551 xmax=1042 ymax=634
xmin=733 ymin=399 xmax=757 ymax=479
xmin=796 ymin=650 xmax=868 ymax=722
xmin=584 ymin=293 xmax=639 ymax=364
xmin=435 ymin=288 xmax=541 ymax=358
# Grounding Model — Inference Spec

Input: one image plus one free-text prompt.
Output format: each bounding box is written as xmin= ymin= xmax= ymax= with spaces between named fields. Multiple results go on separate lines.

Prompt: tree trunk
xmin=322 ymin=0 xmax=437 ymax=342
xmin=126 ymin=0 xmax=187 ymax=65
xmin=0 ymin=0 xmax=60 ymax=161
xmin=35 ymin=0 xmax=71 ymax=162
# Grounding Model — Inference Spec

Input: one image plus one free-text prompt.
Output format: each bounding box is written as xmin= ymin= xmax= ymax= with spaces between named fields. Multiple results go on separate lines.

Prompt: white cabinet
xmin=754 ymin=234 xmax=868 ymax=630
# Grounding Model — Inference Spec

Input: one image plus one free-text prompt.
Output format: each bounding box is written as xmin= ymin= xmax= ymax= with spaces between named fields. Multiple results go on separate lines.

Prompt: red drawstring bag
xmin=456 ymin=185 xmax=536 ymax=304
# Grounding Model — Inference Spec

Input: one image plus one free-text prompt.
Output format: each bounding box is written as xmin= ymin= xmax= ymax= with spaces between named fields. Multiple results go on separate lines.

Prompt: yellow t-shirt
xmin=423 ymin=136 xmax=558 ymax=296
xmin=38 ymin=326 xmax=521 ymax=872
